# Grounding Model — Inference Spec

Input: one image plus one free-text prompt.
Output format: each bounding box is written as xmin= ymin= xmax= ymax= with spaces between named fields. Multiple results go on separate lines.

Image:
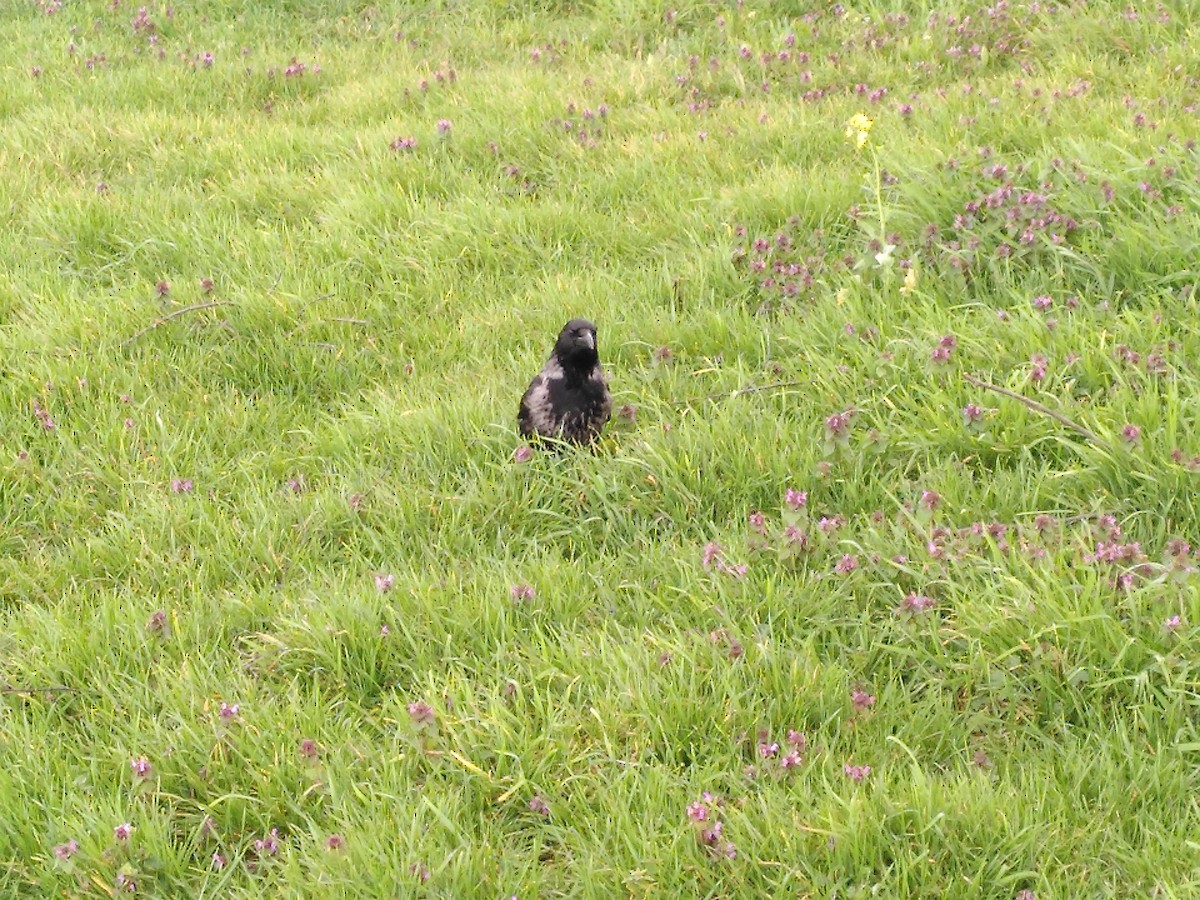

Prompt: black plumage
xmin=518 ymin=318 xmax=612 ymax=446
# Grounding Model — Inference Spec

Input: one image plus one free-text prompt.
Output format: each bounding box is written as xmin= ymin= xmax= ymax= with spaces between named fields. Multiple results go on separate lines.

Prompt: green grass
xmin=3 ymin=0 xmax=1200 ymax=896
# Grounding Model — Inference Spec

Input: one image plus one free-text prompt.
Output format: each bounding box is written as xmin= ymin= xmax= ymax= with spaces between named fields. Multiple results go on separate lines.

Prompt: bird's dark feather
xmin=518 ymin=319 xmax=612 ymax=446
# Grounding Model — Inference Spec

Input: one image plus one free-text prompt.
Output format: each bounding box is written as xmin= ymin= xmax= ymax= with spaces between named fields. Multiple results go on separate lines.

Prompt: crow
xmin=518 ymin=318 xmax=612 ymax=446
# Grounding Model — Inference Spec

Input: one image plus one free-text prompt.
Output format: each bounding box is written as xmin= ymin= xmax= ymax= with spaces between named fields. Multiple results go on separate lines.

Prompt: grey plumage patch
xmin=520 ymin=362 xmax=565 ymax=437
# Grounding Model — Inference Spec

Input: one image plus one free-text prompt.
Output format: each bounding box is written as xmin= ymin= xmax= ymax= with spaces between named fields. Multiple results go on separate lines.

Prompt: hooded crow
xmin=518 ymin=318 xmax=612 ymax=446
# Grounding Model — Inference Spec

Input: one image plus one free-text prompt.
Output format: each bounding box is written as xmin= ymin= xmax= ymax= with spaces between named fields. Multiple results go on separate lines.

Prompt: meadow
xmin=2 ymin=0 xmax=1199 ymax=895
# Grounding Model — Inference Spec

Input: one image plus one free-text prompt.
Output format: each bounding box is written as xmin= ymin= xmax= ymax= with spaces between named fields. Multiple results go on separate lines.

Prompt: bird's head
xmin=553 ymin=318 xmax=600 ymax=368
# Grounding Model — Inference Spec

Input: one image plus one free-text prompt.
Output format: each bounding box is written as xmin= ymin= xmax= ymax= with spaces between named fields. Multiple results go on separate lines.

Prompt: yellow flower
xmin=900 ymin=265 xmax=918 ymax=295
xmin=845 ymin=112 xmax=873 ymax=149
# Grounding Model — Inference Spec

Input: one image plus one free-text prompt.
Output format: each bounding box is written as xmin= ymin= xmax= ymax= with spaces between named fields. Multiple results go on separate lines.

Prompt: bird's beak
xmin=580 ymin=331 xmax=595 ymax=350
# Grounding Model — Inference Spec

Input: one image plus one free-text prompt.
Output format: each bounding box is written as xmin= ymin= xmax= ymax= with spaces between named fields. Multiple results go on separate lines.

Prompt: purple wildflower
xmin=155 ymin=280 xmax=170 ymax=297
xmin=901 ymin=593 xmax=935 ymax=614
xmin=130 ymin=757 xmax=152 ymax=779
xmin=708 ymin=628 xmax=744 ymax=659
xmin=53 ymin=840 xmax=79 ymax=861
xmin=1121 ymin=424 xmax=1141 ymax=444
xmin=253 ymin=828 xmax=281 ymax=857
xmin=686 ymin=802 xmax=709 ymax=822
xmin=170 ymin=478 xmax=193 ymax=493
xmin=824 ymin=410 xmax=852 ymax=438
xmin=32 ymin=401 xmax=55 ymax=430
xmin=784 ymin=488 xmax=808 ymax=510
xmin=407 ymin=701 xmax=435 ymax=726
xmin=218 ymin=702 xmax=239 ymax=720
xmin=114 ymin=822 xmax=133 ymax=842
xmin=722 ymin=560 xmax=749 ymax=577
xmin=146 ymin=610 xmax=168 ymax=635
xmin=211 ymin=851 xmax=226 ymax=870
xmin=758 ymin=741 xmax=780 ymax=759
xmin=851 ymin=689 xmax=876 ymax=710
xmin=528 ymin=795 xmax=550 ymax=816
xmin=374 ymin=572 xmax=394 ymax=592
xmin=510 ymin=583 xmax=535 ymax=601
xmin=513 ymin=444 xmax=534 ymax=463
xmin=131 ymin=6 xmax=155 ymax=32
xmin=326 ymin=833 xmax=344 ymax=851
xmin=817 ymin=515 xmax=842 ymax=534
xmin=834 ymin=553 xmax=858 ymax=574
xmin=695 ymin=816 xmax=738 ymax=860
xmin=1165 ymin=615 xmax=1182 ymax=632
xmin=436 ymin=119 xmax=452 ymax=134
xmin=963 ymin=403 xmax=983 ymax=424
xmin=843 ymin=763 xmax=871 ymax=782
xmin=784 ymin=525 xmax=808 ymax=548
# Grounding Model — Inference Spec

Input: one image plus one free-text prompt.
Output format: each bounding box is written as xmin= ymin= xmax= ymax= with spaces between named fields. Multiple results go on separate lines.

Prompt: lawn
xmin=2 ymin=0 xmax=1200 ymax=896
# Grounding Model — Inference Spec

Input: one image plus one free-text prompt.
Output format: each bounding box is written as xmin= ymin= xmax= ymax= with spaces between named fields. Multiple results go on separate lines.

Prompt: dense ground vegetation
xmin=2 ymin=0 xmax=1199 ymax=895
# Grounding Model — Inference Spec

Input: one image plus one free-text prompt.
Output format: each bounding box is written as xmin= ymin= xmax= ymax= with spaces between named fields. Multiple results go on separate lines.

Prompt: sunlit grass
xmin=2 ymin=0 xmax=1200 ymax=896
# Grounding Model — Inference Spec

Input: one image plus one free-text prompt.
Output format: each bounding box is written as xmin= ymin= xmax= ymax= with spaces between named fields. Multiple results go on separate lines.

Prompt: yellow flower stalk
xmin=845 ymin=112 xmax=873 ymax=149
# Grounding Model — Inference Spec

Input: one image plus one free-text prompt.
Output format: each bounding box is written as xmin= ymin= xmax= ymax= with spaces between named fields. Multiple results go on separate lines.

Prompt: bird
xmin=518 ymin=317 xmax=612 ymax=447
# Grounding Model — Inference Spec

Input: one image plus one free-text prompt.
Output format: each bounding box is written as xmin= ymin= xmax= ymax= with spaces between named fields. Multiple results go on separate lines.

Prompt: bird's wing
xmin=518 ymin=372 xmax=554 ymax=437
